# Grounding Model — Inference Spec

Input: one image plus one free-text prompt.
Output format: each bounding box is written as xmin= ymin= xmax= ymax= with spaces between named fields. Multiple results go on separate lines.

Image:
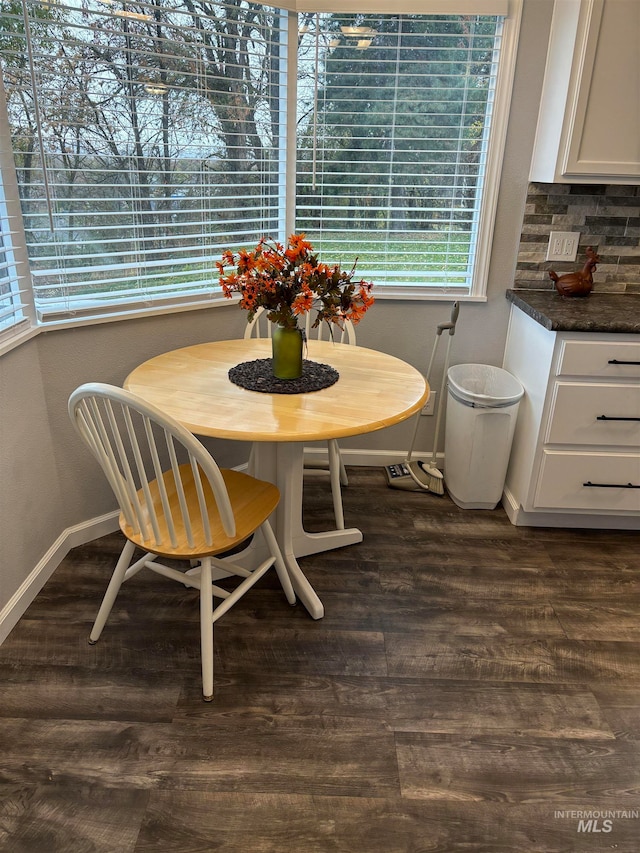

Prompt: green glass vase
xmin=272 ymin=324 xmax=303 ymax=380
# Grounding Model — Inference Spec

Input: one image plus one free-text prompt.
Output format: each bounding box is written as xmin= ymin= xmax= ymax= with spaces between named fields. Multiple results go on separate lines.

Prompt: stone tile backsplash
xmin=514 ymin=183 xmax=640 ymax=294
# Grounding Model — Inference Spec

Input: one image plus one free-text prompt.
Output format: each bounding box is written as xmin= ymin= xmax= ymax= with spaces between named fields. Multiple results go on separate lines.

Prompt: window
xmin=0 ymin=0 xmax=519 ymax=327
xmin=1 ymin=0 xmax=288 ymax=322
xmin=296 ymin=12 xmax=507 ymax=295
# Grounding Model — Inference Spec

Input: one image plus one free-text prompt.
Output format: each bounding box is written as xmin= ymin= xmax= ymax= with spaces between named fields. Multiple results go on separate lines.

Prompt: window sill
xmin=0 ymin=321 xmax=39 ymax=358
xmin=0 ymin=294 xmax=233 ymax=357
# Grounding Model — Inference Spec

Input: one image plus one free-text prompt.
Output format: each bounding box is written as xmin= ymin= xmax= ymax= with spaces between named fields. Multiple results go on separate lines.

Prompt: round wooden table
xmin=125 ymin=338 xmax=428 ymax=619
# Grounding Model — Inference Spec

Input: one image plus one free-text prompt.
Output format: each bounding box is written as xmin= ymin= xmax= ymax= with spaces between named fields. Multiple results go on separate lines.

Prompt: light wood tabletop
xmin=125 ymin=338 xmax=429 ymax=620
xmin=124 ymin=338 xmax=428 ymax=443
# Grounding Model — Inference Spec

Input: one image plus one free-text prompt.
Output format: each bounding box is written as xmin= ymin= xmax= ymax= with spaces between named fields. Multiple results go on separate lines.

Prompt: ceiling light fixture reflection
xmin=144 ymin=83 xmax=169 ymax=95
xmin=114 ymin=9 xmax=152 ymax=20
xmin=340 ymin=25 xmax=376 ymax=37
xmin=356 ymin=38 xmax=373 ymax=49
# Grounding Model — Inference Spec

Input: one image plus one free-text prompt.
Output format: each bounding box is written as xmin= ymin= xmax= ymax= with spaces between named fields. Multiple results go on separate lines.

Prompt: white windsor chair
xmin=243 ymin=306 xmax=356 ymax=529
xmin=68 ymin=382 xmax=296 ymax=701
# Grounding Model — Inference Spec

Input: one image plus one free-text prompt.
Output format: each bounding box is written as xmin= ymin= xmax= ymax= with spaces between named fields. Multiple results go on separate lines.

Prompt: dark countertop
xmin=506 ymin=290 xmax=640 ymax=334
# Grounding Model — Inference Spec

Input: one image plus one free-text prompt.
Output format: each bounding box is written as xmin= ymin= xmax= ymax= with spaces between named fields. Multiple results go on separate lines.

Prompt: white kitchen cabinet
xmin=502 ymin=306 xmax=640 ymax=528
xmin=530 ymin=0 xmax=640 ymax=183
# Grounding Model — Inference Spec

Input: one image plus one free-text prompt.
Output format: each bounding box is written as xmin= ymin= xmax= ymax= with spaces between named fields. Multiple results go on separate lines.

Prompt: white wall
xmin=0 ymin=0 xmax=554 ymax=637
xmin=0 ymin=340 xmax=64 ymax=617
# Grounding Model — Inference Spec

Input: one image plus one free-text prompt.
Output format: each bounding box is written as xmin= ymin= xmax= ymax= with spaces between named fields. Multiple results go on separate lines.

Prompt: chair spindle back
xmin=244 ymin=306 xmax=356 ymax=345
xmin=69 ymin=383 xmax=235 ymax=550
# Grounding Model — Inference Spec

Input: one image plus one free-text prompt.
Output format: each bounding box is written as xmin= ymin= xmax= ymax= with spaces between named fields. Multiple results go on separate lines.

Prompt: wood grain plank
xmin=376 ymin=562 xmax=640 ymax=601
xmin=0 ymin=720 xmax=400 ymax=797
xmin=224 ymin=589 xmax=567 ymax=637
xmin=215 ymin=625 xmax=388 ymax=678
xmin=385 ymin=635 xmax=640 ymax=683
xmin=0 ymin=619 xmax=203 ymax=673
xmin=172 ymin=675 xmax=614 ymax=741
xmin=0 ymin=664 xmax=181 ymax=722
xmin=381 ymin=680 xmax=614 ymax=740
xmin=396 ymin=731 xmax=640 ymax=806
xmin=0 ymin=621 xmax=387 ymax=680
xmin=134 ymin=791 xmax=640 ymax=853
xmin=343 ymin=535 xmax=558 ymax=569
xmin=377 ymin=563 xmax=565 ymax=600
xmin=555 ymin=597 xmax=640 ymax=640
xmin=542 ymin=536 xmax=640 ymax=568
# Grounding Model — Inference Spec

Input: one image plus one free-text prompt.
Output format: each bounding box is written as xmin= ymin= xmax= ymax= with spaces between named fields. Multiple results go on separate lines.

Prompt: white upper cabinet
xmin=530 ymin=0 xmax=640 ymax=183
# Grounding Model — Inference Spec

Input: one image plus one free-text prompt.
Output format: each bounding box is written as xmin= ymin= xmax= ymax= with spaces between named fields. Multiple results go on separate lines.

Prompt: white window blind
xmin=0 ymin=62 xmax=29 ymax=338
xmin=295 ymin=13 xmax=504 ymax=294
xmin=0 ymin=0 xmax=288 ymax=321
xmin=0 ymin=174 xmax=26 ymax=334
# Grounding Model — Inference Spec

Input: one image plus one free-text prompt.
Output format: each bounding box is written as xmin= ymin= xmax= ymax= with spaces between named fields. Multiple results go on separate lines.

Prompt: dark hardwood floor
xmin=1 ymin=468 xmax=639 ymax=852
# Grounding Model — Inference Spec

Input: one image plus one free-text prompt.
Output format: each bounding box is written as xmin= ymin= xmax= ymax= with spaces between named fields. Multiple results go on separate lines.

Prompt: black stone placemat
xmin=229 ymin=358 xmax=339 ymax=394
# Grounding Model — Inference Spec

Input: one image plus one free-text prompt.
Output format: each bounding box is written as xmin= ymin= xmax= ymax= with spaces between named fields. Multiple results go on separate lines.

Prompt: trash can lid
xmin=448 ymin=363 xmax=524 ymax=408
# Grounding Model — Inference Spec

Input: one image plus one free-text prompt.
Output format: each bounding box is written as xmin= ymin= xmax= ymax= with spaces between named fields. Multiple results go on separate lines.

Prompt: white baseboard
xmin=501 ymin=485 xmax=522 ymax=525
xmin=502 ymin=485 xmax=639 ymax=530
xmin=304 ymin=446 xmax=442 ymax=468
xmin=0 ymin=510 xmax=119 ymax=645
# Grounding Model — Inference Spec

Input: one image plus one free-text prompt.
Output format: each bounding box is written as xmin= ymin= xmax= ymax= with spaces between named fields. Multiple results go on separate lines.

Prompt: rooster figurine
xmin=549 ymin=246 xmax=600 ymax=298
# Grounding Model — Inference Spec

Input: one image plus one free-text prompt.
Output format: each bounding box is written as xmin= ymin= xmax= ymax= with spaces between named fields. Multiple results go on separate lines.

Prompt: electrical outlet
xmin=421 ymin=391 xmax=436 ymax=416
xmin=546 ymin=231 xmax=580 ymax=262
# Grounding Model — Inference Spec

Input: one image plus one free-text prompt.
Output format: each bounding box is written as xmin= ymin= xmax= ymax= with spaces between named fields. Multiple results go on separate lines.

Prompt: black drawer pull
xmin=608 ymin=359 xmax=640 ymax=365
xmin=583 ymin=481 xmax=640 ymax=489
xmin=597 ymin=415 xmax=640 ymax=422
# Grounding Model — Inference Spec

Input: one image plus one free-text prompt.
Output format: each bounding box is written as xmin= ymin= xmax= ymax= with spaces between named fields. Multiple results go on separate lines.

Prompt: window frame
xmin=0 ymin=66 xmax=37 ymax=353
xmin=0 ymin=0 xmax=522 ymax=351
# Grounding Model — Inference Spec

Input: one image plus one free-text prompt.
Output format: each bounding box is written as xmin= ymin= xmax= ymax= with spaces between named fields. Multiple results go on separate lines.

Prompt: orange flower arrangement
xmin=218 ymin=234 xmax=374 ymax=331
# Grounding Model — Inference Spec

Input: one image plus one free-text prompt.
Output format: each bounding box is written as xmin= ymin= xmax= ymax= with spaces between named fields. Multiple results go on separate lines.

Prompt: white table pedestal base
xmin=221 ymin=442 xmax=362 ymax=620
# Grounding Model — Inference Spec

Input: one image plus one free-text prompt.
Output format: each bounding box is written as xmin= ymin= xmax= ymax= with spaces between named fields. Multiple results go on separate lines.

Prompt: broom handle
xmin=430 ymin=302 xmax=459 ymax=466
xmin=430 ymin=332 xmax=452 ymax=466
xmin=406 ymin=333 xmax=440 ymax=462
xmin=406 ymin=302 xmax=459 ymax=463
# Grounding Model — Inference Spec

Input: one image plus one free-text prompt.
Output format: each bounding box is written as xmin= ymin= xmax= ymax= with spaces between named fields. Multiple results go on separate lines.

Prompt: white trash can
xmin=444 ymin=364 xmax=524 ymax=510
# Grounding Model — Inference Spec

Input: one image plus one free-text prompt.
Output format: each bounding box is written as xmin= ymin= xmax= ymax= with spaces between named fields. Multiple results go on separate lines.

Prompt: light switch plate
xmin=546 ymin=231 xmax=580 ymax=262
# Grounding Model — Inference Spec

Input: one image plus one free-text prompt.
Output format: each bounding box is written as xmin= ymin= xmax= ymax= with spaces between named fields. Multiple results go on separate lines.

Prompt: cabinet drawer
xmin=547 ymin=382 xmax=640 ymax=446
xmin=558 ymin=339 xmax=640 ymax=378
xmin=534 ymin=451 xmax=640 ymax=512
